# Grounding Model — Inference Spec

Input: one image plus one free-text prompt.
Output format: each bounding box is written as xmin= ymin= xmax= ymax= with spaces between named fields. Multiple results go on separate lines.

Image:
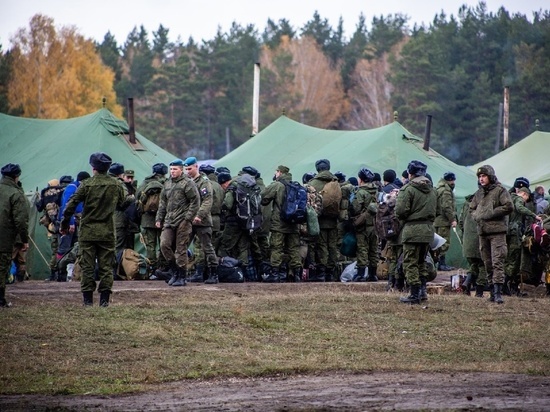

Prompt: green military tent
xmin=0 ymin=108 xmax=177 ymax=279
xmin=472 ymin=130 xmax=550 ymax=190
xmin=216 ymin=115 xmax=480 ymax=268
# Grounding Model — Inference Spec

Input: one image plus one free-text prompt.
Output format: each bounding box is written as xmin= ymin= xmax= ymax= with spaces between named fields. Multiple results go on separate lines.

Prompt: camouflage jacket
xmin=0 ymin=176 xmax=29 ymax=251
xmin=470 ymin=182 xmax=513 ymax=236
xmin=156 ymin=174 xmax=200 ymax=228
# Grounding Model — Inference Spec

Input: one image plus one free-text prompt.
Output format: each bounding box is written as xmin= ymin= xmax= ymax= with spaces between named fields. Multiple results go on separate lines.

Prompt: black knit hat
xmin=77 ymin=171 xmax=91 ymax=182
xmin=383 ymin=169 xmax=396 ymax=183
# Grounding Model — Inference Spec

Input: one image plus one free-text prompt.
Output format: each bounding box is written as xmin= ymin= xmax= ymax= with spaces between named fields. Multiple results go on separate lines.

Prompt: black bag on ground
xmin=217 ymin=266 xmax=245 ymax=283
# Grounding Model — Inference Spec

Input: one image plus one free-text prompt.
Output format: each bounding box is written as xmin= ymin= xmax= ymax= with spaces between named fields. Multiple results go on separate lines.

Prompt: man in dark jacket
xmin=0 ymin=164 xmax=29 ymax=307
xmin=395 ymin=160 xmax=437 ymax=304
xmin=61 ymin=153 xmax=125 ymax=307
xmin=261 ymin=165 xmax=302 ymax=282
xmin=470 ymin=165 xmax=514 ymax=304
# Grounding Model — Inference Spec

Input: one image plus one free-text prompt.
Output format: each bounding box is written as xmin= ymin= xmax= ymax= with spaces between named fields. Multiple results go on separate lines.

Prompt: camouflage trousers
xmin=402 ymin=242 xmax=430 ymax=287
xmin=192 ymin=226 xmax=218 ymax=268
xmin=0 ymin=252 xmax=10 ymax=289
xmin=355 ymin=226 xmax=378 ymax=268
xmin=270 ymin=231 xmax=301 ymax=270
xmin=79 ymin=240 xmax=115 ymax=293
xmin=141 ymin=227 xmax=167 ymax=269
xmin=218 ymin=223 xmax=251 ymax=266
xmin=160 ymin=220 xmax=193 ymax=269
xmin=504 ymin=233 xmax=522 ymax=280
xmin=435 ymin=226 xmax=451 ymax=257
xmin=315 ymin=228 xmax=339 ymax=270
xmin=479 ymin=233 xmax=507 ymax=285
xmin=467 ymin=257 xmax=488 ymax=286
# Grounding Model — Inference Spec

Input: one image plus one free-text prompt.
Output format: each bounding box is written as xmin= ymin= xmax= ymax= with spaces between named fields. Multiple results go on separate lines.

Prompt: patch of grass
xmin=1 ymin=284 xmax=549 ymax=395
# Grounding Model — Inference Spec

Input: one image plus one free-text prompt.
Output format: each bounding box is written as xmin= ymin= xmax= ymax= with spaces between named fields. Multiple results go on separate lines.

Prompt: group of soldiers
xmin=3 ymin=152 xmax=550 ymax=308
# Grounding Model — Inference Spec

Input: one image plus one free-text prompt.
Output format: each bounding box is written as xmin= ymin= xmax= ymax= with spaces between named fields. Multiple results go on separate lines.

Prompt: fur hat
xmin=334 ymin=171 xmax=346 ymax=183
xmin=407 ymin=160 xmax=427 ymax=177
xmin=1 ymin=163 xmax=21 ymax=178
xmin=302 ymin=172 xmax=316 ymax=184
xmin=315 ymin=159 xmax=330 ymax=172
xmin=277 ymin=165 xmax=290 ymax=174
xmin=443 ymin=172 xmax=456 ymax=181
xmin=514 ymin=176 xmax=530 ymax=189
xmin=243 ymin=165 xmax=259 ymax=177
xmin=217 ymin=172 xmax=232 ymax=185
xmin=216 ymin=166 xmax=231 ymax=175
xmin=383 ymin=169 xmax=396 ymax=183
xmin=89 ymin=152 xmax=112 ymax=172
xmin=108 ymin=162 xmax=125 ymax=176
xmin=199 ymin=164 xmax=215 ymax=175
xmin=358 ymin=167 xmax=375 ymax=183
xmin=152 ymin=163 xmax=168 ymax=175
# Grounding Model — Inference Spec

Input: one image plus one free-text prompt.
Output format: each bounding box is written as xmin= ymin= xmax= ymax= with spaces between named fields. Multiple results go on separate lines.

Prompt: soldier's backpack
xmin=319 ymin=180 xmax=342 ymax=218
xmin=36 ymin=184 xmax=65 ymax=225
xmin=280 ymin=181 xmax=308 ymax=224
xmin=234 ymin=174 xmax=263 ymax=232
xmin=138 ymin=180 xmax=164 ymax=214
xmin=118 ymin=249 xmax=150 ymax=280
xmin=375 ymin=199 xmax=401 ymax=240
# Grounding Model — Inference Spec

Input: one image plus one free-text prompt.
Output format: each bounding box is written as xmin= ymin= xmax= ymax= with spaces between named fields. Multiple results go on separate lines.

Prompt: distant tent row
xmin=0 ymin=109 xmax=177 ymax=278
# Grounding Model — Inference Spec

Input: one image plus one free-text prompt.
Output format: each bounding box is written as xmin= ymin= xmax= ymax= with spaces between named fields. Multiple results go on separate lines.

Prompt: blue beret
xmin=217 ymin=172 xmax=232 ymax=184
xmin=89 ymin=152 xmax=112 ymax=172
xmin=407 ymin=160 xmax=427 ymax=176
xmin=1 ymin=163 xmax=21 ymax=178
xmin=315 ymin=159 xmax=330 ymax=172
xmin=170 ymin=159 xmax=184 ymax=167
xmin=108 ymin=162 xmax=125 ymax=176
xmin=199 ymin=164 xmax=215 ymax=174
xmin=152 ymin=163 xmax=168 ymax=175
xmin=443 ymin=172 xmax=456 ymax=181
xmin=183 ymin=156 xmax=197 ymax=166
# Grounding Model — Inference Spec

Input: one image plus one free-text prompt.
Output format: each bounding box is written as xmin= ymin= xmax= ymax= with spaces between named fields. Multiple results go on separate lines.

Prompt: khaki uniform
xmin=434 ymin=179 xmax=456 ymax=258
xmin=191 ymin=173 xmax=218 ymax=269
xmin=350 ymin=183 xmax=379 ymax=270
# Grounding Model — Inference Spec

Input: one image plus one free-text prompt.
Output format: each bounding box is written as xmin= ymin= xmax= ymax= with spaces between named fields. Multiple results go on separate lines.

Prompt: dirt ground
xmin=2 ymin=277 xmax=550 ymax=411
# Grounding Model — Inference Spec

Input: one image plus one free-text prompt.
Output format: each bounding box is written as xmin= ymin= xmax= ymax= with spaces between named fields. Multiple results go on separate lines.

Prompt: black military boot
xmin=171 ymin=268 xmax=187 ymax=287
xmin=325 ymin=268 xmax=334 ymax=282
xmin=438 ymin=256 xmax=453 ymax=271
xmin=461 ymin=273 xmax=473 ymax=295
xmin=82 ymin=291 xmax=94 ymax=307
xmin=494 ymin=283 xmax=504 ymax=304
xmin=400 ymin=285 xmax=421 ymax=304
xmin=395 ymin=276 xmax=405 ymax=292
xmin=366 ymin=265 xmax=378 ymax=282
xmin=352 ymin=266 xmax=366 ymax=282
xmin=475 ymin=284 xmax=484 ymax=298
xmin=187 ymin=264 xmax=205 ymax=283
xmin=488 ymin=283 xmax=495 ymax=302
xmin=309 ymin=265 xmax=326 ymax=282
xmin=204 ymin=267 xmax=219 ymax=284
xmin=502 ymin=276 xmax=512 ymax=296
xmin=419 ymin=277 xmax=428 ymax=301
xmin=292 ymin=267 xmax=302 ymax=282
xmin=546 ymin=283 xmax=550 ymax=297
xmin=386 ymin=274 xmax=396 ymax=291
xmin=99 ymin=291 xmax=111 ymax=307
xmin=167 ymin=262 xmax=179 ymax=286
xmin=47 ymin=269 xmax=57 ymax=282
xmin=0 ymin=287 xmax=12 ymax=308
xmin=263 ymin=267 xmax=279 ymax=283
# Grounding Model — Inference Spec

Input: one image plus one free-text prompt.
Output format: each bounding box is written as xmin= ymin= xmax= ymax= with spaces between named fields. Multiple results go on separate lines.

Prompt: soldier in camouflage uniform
xmin=249 ymin=167 xmax=272 ymax=280
xmin=108 ymin=162 xmax=135 ymax=257
xmin=434 ymin=172 xmax=457 ymax=271
xmin=199 ymin=164 xmax=225 ymax=254
xmin=395 ymin=160 xmax=437 ymax=304
xmin=61 ymin=153 xmax=125 ymax=307
xmin=349 ymin=168 xmax=379 ymax=282
xmin=184 ymin=157 xmax=218 ymax=284
xmin=156 ymin=159 xmax=200 ymax=287
xmin=0 ymin=164 xmax=29 ymax=307
xmin=470 ymin=165 xmax=514 ymax=304
xmin=136 ymin=163 xmax=168 ymax=277
xmin=261 ymin=165 xmax=302 ymax=282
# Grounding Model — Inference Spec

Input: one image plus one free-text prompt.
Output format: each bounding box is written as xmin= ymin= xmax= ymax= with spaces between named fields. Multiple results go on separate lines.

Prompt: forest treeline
xmin=1 ymin=2 xmax=549 ymax=165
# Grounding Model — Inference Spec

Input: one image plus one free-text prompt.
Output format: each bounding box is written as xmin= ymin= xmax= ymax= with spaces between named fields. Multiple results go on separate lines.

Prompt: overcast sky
xmin=1 ymin=0 xmax=546 ymax=50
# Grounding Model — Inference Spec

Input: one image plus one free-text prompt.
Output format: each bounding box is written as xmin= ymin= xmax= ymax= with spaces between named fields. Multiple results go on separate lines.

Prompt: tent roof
xmin=472 ymin=130 xmax=550 ymax=190
xmin=0 ymin=109 xmax=176 ymax=192
xmin=216 ymin=116 xmax=479 ymax=199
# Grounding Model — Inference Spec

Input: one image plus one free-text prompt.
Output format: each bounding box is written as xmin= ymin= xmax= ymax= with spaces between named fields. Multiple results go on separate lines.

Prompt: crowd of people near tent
xmin=2 ymin=151 xmax=550 ymax=308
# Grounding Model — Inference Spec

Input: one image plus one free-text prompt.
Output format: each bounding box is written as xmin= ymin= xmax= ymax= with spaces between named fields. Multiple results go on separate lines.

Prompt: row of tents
xmin=1 ymin=109 xmax=546 ymax=278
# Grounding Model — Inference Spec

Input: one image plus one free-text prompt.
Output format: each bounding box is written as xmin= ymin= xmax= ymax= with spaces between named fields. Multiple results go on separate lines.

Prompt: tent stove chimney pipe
xmin=127 ymin=97 xmax=136 ymax=144
xmin=252 ymin=62 xmax=260 ymax=136
xmin=423 ymin=114 xmax=432 ymax=151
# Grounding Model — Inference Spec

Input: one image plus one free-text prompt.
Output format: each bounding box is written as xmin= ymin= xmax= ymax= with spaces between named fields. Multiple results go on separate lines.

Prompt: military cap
xmin=124 ymin=170 xmax=135 ymax=177
xmin=302 ymin=172 xmax=316 ymax=184
xmin=334 ymin=171 xmax=346 ymax=183
xmin=1 ymin=163 xmax=21 ymax=178
xmin=89 ymin=152 xmax=112 ymax=172
xmin=59 ymin=175 xmax=73 ymax=184
xmin=152 ymin=163 xmax=168 ymax=175
xmin=242 ymin=165 xmax=259 ymax=177
xmin=77 ymin=171 xmax=91 ymax=182
xmin=108 ymin=162 xmax=125 ymax=176
xmin=476 ymin=165 xmax=495 ymax=177
xmin=217 ymin=172 xmax=232 ymax=185
xmin=183 ymin=156 xmax=198 ymax=166
xmin=170 ymin=159 xmax=184 ymax=167
xmin=276 ymin=165 xmax=290 ymax=174
xmin=315 ymin=159 xmax=330 ymax=172
xmin=199 ymin=164 xmax=216 ymax=175
xmin=407 ymin=160 xmax=427 ymax=177
xmin=383 ymin=169 xmax=397 ymax=183
xmin=443 ymin=172 xmax=456 ymax=181
xmin=514 ymin=176 xmax=530 ymax=189
xmin=216 ymin=166 xmax=231 ymax=175
xmin=358 ymin=167 xmax=375 ymax=183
